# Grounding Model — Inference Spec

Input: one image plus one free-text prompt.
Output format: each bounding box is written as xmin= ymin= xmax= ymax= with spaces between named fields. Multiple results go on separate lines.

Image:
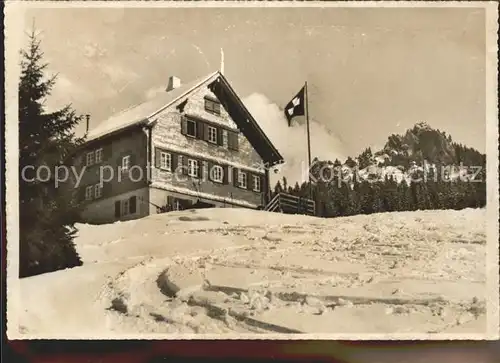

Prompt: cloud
xmin=46 ymin=73 xmax=92 ymax=112
xmin=242 ymin=93 xmax=347 ymax=187
xmin=145 ymin=86 xmax=166 ymax=100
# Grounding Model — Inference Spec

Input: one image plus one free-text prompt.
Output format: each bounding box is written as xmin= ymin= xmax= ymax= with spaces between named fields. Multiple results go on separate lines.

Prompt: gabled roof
xmin=84 ymin=71 xmax=284 ymax=166
xmin=86 ymin=71 xmax=219 ymax=141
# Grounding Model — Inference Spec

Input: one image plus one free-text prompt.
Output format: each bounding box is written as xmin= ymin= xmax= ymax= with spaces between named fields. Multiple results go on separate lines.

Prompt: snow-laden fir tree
xmin=19 ymin=30 xmax=85 ymax=277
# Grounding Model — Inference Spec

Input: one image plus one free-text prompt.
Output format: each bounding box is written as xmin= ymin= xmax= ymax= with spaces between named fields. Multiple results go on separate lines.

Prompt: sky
xmin=23 ymin=6 xmax=486 ymax=169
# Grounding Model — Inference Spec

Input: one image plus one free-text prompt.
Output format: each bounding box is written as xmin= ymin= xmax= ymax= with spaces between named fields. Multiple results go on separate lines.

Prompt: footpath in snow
xmin=18 ymin=208 xmax=487 ymax=337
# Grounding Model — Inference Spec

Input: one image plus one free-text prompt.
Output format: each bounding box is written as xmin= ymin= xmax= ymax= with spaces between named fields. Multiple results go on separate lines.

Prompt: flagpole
xmin=304 ymin=81 xmax=312 ymax=200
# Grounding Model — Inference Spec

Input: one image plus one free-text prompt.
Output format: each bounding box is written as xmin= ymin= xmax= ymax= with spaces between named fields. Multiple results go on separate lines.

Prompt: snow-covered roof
xmin=85 ymin=71 xmax=220 ymax=141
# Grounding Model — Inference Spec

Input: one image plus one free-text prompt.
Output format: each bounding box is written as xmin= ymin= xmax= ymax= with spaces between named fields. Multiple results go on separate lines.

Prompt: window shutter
xmin=198 ymin=160 xmax=205 ymax=179
xmin=176 ymin=155 xmax=183 ymax=175
xmin=171 ymin=153 xmax=177 ymax=172
xmin=217 ymin=128 xmax=223 ymax=146
xmin=242 ymin=171 xmax=248 ymax=189
xmin=222 ymin=166 xmax=229 ymax=184
xmin=233 ymin=168 xmax=239 ymax=187
xmin=181 ymin=116 xmax=188 ymax=135
xmin=228 ymin=132 xmax=239 ymax=151
xmin=155 ymin=148 xmax=161 ymax=168
xmin=249 ymin=173 xmax=254 ymax=191
xmin=203 ymin=123 xmax=210 ymax=141
xmin=114 ymin=201 xmax=121 ymax=218
xmin=207 ymin=161 xmax=213 ymax=181
xmin=227 ymin=166 xmax=232 ymax=184
xmin=197 ymin=120 xmax=205 ymax=140
xmin=182 ymin=155 xmax=189 ymax=175
xmin=213 ymin=102 xmax=221 ymax=114
xmin=260 ymin=175 xmax=265 ymax=193
xmin=129 ymin=196 xmax=137 ymax=214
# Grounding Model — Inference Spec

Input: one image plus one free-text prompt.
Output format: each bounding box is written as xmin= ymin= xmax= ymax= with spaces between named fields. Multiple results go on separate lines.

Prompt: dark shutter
xmin=222 ymin=166 xmax=229 ymax=184
xmin=114 ymin=201 xmax=121 ymax=218
xmin=129 ymin=196 xmax=137 ymax=214
xmin=203 ymin=123 xmax=210 ymax=142
xmin=171 ymin=153 xmax=177 ymax=172
xmin=207 ymin=161 xmax=213 ymax=181
xmin=217 ymin=128 xmax=223 ymax=146
xmin=197 ymin=160 xmax=203 ymax=179
xmin=176 ymin=155 xmax=183 ymax=175
xmin=228 ymin=132 xmax=239 ymax=151
xmin=181 ymin=116 xmax=188 ymax=135
xmin=155 ymin=148 xmax=161 ymax=168
xmin=197 ymin=120 xmax=204 ymax=140
xmin=233 ymin=168 xmax=239 ymax=187
xmin=249 ymin=173 xmax=254 ymax=191
xmin=241 ymin=171 xmax=248 ymax=189
xmin=213 ymin=102 xmax=221 ymax=115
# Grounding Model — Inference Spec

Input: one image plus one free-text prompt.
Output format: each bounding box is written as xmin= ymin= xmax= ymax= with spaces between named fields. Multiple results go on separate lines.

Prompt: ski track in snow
xmin=18 ymin=208 xmax=487 ymax=336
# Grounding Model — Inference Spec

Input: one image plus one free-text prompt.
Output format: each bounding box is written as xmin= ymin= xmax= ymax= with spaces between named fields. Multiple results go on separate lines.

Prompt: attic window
xmin=205 ymin=97 xmax=221 ymax=115
xmin=186 ymin=119 xmax=197 ymax=137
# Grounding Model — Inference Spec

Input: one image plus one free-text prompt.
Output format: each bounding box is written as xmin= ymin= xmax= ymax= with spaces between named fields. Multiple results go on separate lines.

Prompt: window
xmin=86 ymin=151 xmax=95 ymax=166
xmin=211 ymin=165 xmax=224 ymax=183
xmin=238 ymin=170 xmax=247 ymax=189
xmin=121 ymin=199 xmax=129 ymax=216
xmin=186 ymin=119 xmax=197 ymax=137
xmin=94 ymin=183 xmax=103 ymax=198
xmin=95 ymin=148 xmax=103 ymax=163
xmin=160 ymin=152 xmax=172 ymax=171
xmin=188 ymin=159 xmax=199 ymax=178
xmin=115 ymin=196 xmax=137 ymax=218
xmin=121 ymin=155 xmax=131 ymax=173
xmin=253 ymin=175 xmax=261 ymax=192
xmin=85 ymin=186 xmax=93 ymax=200
xmin=173 ymin=199 xmax=181 ymax=211
xmin=205 ymin=98 xmax=221 ymax=115
xmin=207 ymin=125 xmax=217 ymax=144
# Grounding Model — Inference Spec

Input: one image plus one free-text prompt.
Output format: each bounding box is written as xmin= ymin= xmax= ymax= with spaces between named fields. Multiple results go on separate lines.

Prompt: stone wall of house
xmin=150 ymin=82 xmax=267 ymax=208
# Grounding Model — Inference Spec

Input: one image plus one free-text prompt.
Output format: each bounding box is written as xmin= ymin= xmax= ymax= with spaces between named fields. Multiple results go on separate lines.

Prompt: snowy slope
xmin=17 ymin=208 xmax=487 ymax=338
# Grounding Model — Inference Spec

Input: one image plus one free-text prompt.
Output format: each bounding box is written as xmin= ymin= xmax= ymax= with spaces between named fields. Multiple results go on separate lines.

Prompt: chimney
xmin=166 ymin=76 xmax=181 ymax=92
xmin=85 ymin=114 xmax=90 ymax=136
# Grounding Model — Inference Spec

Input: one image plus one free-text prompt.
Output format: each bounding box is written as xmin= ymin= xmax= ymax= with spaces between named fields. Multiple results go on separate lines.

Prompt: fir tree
xmin=19 ymin=30 xmax=84 ymax=277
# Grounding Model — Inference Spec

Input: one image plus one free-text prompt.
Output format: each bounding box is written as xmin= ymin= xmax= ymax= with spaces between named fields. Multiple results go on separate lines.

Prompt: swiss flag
xmin=284 ymin=86 xmax=305 ymax=126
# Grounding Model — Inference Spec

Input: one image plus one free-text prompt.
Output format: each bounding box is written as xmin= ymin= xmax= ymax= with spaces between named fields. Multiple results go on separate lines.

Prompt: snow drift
xmin=16 ymin=207 xmax=487 ymax=338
